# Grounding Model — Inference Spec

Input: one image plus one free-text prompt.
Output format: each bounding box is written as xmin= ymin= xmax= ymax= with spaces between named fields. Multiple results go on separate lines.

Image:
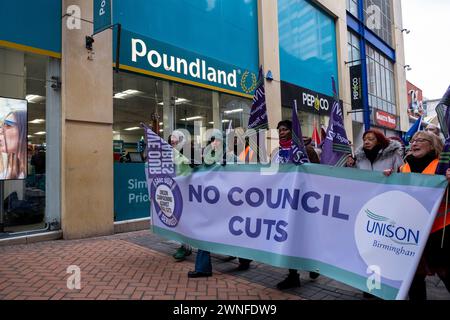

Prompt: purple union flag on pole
xmin=320 ymin=77 xmax=352 ymax=167
xmin=141 ymin=123 xmax=176 ymax=179
xmin=247 ymin=66 xmax=269 ymax=163
xmin=436 ymin=85 xmax=450 ymax=175
xmin=291 ymin=100 xmax=310 ymax=165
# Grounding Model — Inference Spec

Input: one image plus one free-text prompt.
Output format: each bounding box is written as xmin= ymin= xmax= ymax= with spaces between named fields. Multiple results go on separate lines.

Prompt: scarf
xmin=277 ymin=139 xmax=292 ymax=163
xmin=363 ymin=145 xmax=382 ymax=164
xmin=405 ymin=151 xmax=437 ymax=173
xmin=279 ymin=139 xmax=292 ymax=150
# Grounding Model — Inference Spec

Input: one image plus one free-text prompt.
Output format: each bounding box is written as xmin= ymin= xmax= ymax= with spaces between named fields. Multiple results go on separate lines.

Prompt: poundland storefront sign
xmin=119 ymin=29 xmax=257 ymax=97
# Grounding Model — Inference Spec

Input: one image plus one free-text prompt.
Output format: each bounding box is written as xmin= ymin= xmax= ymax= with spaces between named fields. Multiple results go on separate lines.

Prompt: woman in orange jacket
xmin=400 ymin=131 xmax=450 ymax=300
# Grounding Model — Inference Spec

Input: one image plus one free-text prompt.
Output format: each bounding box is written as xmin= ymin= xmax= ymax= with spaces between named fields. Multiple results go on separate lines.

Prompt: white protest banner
xmin=143 ymin=126 xmax=447 ymax=300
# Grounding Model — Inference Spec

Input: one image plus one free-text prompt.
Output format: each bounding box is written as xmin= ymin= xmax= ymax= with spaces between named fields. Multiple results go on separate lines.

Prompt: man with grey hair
xmin=425 ymin=124 xmax=444 ymax=143
xmin=425 ymin=124 xmax=440 ymax=136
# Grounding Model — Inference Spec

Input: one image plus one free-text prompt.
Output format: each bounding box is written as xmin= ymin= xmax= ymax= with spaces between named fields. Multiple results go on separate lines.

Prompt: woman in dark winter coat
xmin=347 ymin=129 xmax=404 ymax=174
xmin=347 ymin=129 xmax=404 ymax=299
xmin=272 ymin=120 xmax=321 ymax=290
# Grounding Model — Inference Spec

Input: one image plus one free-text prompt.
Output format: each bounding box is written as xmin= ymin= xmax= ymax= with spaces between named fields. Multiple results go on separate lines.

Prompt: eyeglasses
xmin=0 ymin=119 xmax=17 ymax=129
xmin=410 ymin=138 xmax=431 ymax=144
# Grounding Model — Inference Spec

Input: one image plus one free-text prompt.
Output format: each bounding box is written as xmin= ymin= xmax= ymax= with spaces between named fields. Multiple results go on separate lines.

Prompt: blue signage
xmin=94 ymin=0 xmax=112 ymax=34
xmin=0 ymin=0 xmax=61 ymax=56
xmin=114 ymin=163 xmax=150 ymax=221
xmin=113 ymin=0 xmax=259 ymax=79
xmin=117 ymin=29 xmax=258 ymax=97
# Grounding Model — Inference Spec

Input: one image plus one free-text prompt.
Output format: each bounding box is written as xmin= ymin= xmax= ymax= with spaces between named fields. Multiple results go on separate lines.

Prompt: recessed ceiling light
xmin=124 ymin=127 xmax=141 ymax=131
xmin=25 ymin=95 xmax=45 ymax=103
xmin=180 ymin=116 xmax=203 ymax=121
xmin=209 ymin=120 xmax=230 ymax=124
xmin=158 ymin=98 xmax=191 ymax=106
xmin=29 ymin=119 xmax=45 ymax=124
xmin=35 ymin=131 xmax=46 ymax=135
xmin=224 ymin=108 xmax=243 ymax=114
xmin=113 ymin=89 xmax=142 ymax=99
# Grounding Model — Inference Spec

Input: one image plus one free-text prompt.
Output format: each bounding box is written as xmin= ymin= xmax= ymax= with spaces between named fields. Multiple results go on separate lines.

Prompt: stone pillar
xmin=61 ymin=0 xmax=114 ymax=239
xmin=257 ymin=0 xmax=282 ymax=153
xmin=315 ymin=0 xmax=354 ymax=140
xmin=392 ymin=0 xmax=409 ymax=133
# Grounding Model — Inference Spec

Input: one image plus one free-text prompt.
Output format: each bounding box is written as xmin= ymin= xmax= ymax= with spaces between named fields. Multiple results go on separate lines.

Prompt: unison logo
xmin=365 ymin=209 xmax=420 ymax=246
xmin=132 ymin=38 xmax=238 ymax=88
xmin=354 ymin=191 xmax=429 ymax=280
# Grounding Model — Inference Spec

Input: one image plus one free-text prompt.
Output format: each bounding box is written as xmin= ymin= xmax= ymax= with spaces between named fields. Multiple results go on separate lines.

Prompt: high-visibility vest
xmin=401 ymin=159 xmax=450 ymax=233
xmin=239 ymin=146 xmax=255 ymax=163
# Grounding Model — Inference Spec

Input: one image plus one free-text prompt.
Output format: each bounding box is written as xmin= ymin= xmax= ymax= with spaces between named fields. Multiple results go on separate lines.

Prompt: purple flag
xmin=247 ymin=66 xmax=269 ymax=163
xmin=320 ymin=77 xmax=352 ymax=166
xmin=248 ymin=67 xmax=268 ymax=130
xmin=435 ymin=85 xmax=450 ymax=175
xmin=291 ymin=100 xmax=310 ymax=165
xmin=142 ymin=123 xmax=175 ymax=179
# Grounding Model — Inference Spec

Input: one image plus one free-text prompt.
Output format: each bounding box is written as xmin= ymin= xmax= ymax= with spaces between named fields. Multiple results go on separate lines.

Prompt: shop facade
xmin=0 ymin=0 xmax=407 ymax=241
xmin=346 ymin=0 xmax=409 ymax=148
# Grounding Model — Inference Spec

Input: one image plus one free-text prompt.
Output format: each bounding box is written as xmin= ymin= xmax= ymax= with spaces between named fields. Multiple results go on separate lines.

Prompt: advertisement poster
xmin=0 ymin=97 xmax=28 ymax=180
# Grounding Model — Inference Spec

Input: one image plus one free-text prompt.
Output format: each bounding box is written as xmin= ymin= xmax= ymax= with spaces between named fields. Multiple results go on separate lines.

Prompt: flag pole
xmin=441 ymin=185 xmax=449 ymax=249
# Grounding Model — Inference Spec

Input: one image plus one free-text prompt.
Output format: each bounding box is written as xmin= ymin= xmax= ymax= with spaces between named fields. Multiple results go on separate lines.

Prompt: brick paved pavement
xmin=0 ymin=230 xmax=449 ymax=300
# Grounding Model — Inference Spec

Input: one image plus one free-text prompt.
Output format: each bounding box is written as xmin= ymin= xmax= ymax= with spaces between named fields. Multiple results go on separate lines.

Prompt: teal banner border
xmin=182 ymin=163 xmax=447 ymax=189
xmin=153 ymin=226 xmax=399 ymax=300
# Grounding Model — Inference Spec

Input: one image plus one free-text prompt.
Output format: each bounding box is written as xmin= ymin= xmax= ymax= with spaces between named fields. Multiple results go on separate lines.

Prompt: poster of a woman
xmin=0 ymin=97 xmax=27 ymax=180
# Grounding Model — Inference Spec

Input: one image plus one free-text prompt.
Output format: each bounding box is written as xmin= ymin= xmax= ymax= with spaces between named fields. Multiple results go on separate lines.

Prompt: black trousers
xmin=238 ymin=258 xmax=252 ymax=265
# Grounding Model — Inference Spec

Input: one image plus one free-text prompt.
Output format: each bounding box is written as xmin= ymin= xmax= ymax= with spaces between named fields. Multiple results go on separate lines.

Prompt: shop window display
xmin=0 ymin=49 xmax=48 ymax=235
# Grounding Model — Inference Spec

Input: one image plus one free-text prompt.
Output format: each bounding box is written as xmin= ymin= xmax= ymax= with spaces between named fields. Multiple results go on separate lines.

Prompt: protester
xmin=303 ymin=136 xmax=320 ymax=163
xmin=347 ymin=129 xmax=404 ymax=175
xmin=347 ymin=129 xmax=404 ymax=299
xmin=399 ymin=131 xmax=450 ymax=300
xmin=169 ymin=131 xmax=192 ymax=262
xmin=425 ymin=123 xmax=444 ymax=143
xmin=425 ymin=123 xmax=441 ymax=137
xmin=271 ymin=120 xmax=293 ymax=164
xmin=188 ymin=129 xmax=237 ymax=278
xmin=272 ymin=120 xmax=320 ymax=290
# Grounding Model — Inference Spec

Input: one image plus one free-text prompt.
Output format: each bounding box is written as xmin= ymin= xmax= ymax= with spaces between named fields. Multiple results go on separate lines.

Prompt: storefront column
xmin=257 ymin=0 xmax=282 ymax=153
xmin=61 ymin=0 xmax=114 ymax=239
xmin=212 ymin=92 xmax=221 ymax=130
xmin=162 ymin=81 xmax=174 ymax=140
xmin=392 ymin=0 xmax=409 ymax=133
xmin=45 ymin=57 xmax=61 ymax=228
xmin=315 ymin=0 xmax=354 ymax=139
